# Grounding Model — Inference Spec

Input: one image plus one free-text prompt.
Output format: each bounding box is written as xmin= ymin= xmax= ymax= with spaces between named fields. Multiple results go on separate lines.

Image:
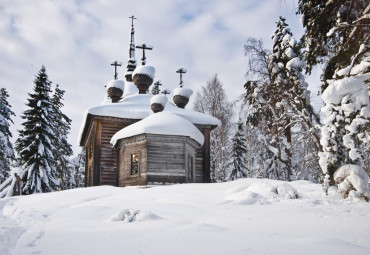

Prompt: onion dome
xmin=150 ymin=94 xmax=168 ymax=113
xmin=173 ymin=88 xmax=193 ymax=109
xmin=132 ymin=65 xmax=155 ymax=94
xmin=107 ymin=79 xmax=125 ymax=103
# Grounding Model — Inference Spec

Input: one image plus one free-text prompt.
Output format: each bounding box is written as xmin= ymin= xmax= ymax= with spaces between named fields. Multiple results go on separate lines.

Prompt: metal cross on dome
xmin=110 ymin=60 xmax=122 ymax=80
xmin=129 ymin=15 xmax=137 ymax=28
xmin=176 ymin=68 xmax=187 ymax=87
xmin=136 ymin=43 xmax=153 ymax=65
xmin=161 ymin=88 xmax=171 ymax=96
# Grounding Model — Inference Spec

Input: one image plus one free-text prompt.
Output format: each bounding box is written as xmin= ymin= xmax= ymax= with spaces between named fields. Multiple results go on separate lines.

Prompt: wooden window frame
xmin=130 ymin=151 xmax=140 ymax=176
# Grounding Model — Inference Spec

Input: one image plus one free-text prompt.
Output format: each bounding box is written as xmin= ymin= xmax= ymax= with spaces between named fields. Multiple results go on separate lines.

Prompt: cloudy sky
xmin=0 ymin=0 xmax=321 ymax=156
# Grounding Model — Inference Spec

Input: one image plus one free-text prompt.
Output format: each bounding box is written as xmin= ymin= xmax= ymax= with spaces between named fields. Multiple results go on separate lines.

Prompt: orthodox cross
xmin=176 ymin=68 xmax=187 ymax=87
xmin=153 ymin=80 xmax=162 ymax=94
xmin=111 ymin=60 xmax=122 ymax=80
xmin=136 ymin=43 xmax=153 ymax=65
xmin=161 ymin=88 xmax=171 ymax=96
xmin=129 ymin=15 xmax=137 ymax=28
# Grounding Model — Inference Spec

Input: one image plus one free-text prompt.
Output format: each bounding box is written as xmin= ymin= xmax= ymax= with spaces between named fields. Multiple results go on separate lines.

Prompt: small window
xmin=131 ymin=152 xmax=140 ymax=175
xmin=188 ymin=155 xmax=194 ymax=181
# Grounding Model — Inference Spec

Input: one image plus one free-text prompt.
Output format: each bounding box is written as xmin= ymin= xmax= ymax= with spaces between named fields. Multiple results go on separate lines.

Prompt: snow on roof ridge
xmin=110 ymin=111 xmax=204 ymax=146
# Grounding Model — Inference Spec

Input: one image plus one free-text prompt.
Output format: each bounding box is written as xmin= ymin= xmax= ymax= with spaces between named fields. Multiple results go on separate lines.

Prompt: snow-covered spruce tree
xmin=74 ymin=148 xmax=86 ymax=187
xmin=151 ymin=81 xmax=161 ymax=95
xmin=229 ymin=122 xmax=248 ymax=180
xmin=298 ymin=0 xmax=370 ymax=189
xmin=51 ymin=84 xmax=73 ymax=190
xmin=268 ymin=17 xmax=321 ymax=181
xmin=0 ymin=88 xmax=16 ymax=183
xmin=193 ymin=74 xmax=233 ymax=182
xmin=15 ymin=66 xmax=59 ymax=194
xmin=70 ymin=148 xmax=86 ymax=188
xmin=243 ymin=19 xmax=321 ymax=181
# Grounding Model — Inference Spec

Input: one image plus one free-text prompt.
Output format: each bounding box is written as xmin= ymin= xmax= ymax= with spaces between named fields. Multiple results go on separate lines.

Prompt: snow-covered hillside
xmin=1 ymin=179 xmax=369 ymax=255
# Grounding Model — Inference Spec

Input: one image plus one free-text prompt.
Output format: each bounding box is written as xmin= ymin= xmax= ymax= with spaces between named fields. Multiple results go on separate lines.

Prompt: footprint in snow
xmin=111 ymin=209 xmax=160 ymax=223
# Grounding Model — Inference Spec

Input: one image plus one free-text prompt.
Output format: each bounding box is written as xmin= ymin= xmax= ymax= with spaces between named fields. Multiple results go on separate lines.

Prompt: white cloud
xmin=0 ymin=0 xmax=317 ymax=156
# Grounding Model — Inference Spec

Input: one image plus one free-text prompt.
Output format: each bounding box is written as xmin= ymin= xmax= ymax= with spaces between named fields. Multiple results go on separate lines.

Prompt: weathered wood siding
xmin=117 ymin=135 xmax=147 ymax=186
xmin=195 ymin=148 xmax=204 ymax=183
xmin=146 ymin=135 xmax=186 ymax=184
xmin=116 ymin=134 xmax=201 ymax=186
xmin=146 ymin=134 xmax=199 ymax=184
xmin=99 ymin=119 xmax=126 ymax=185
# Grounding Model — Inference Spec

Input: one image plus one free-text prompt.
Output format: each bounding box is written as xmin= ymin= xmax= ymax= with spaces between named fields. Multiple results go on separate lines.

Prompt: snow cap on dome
xmin=174 ymin=87 xmax=193 ymax=98
xmin=150 ymin=94 xmax=168 ymax=107
xmin=111 ymin=112 xmax=204 ymax=146
xmin=107 ymin=79 xmax=125 ymax=91
xmin=132 ymin=65 xmax=155 ymax=80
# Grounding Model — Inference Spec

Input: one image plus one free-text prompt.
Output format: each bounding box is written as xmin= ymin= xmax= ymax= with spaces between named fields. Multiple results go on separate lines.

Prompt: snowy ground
xmin=1 ymin=179 xmax=369 ymax=255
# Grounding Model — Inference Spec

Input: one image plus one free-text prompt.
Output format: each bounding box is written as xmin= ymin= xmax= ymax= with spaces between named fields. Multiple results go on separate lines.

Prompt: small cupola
xmin=107 ymin=79 xmax=125 ymax=103
xmin=107 ymin=60 xmax=124 ymax=103
xmin=132 ymin=43 xmax=155 ymax=94
xmin=173 ymin=68 xmax=193 ymax=108
xmin=150 ymin=94 xmax=168 ymax=113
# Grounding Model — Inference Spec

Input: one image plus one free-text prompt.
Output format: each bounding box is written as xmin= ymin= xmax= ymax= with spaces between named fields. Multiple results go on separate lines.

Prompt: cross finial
xmin=154 ymin=80 xmax=162 ymax=88
xmin=176 ymin=68 xmax=187 ymax=87
xmin=111 ymin=60 xmax=122 ymax=80
xmin=136 ymin=43 xmax=153 ymax=65
xmin=161 ymin=88 xmax=171 ymax=96
xmin=129 ymin=15 xmax=137 ymax=28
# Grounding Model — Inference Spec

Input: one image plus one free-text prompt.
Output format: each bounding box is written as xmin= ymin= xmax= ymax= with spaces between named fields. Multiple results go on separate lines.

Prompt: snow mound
xmin=106 ymin=79 xmax=125 ymax=91
xmin=225 ymin=182 xmax=298 ymax=205
xmin=174 ymin=88 xmax=193 ymax=98
xmin=150 ymin=94 xmax=168 ymax=106
xmin=334 ymin=164 xmax=369 ymax=199
xmin=271 ymin=183 xmax=298 ymax=199
xmin=110 ymin=209 xmax=160 ymax=223
xmin=111 ymin=111 xmax=205 ymax=146
xmin=132 ymin=65 xmax=155 ymax=80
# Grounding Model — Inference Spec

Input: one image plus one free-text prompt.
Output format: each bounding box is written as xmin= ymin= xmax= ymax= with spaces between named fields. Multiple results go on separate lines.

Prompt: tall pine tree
xmin=229 ymin=122 xmax=248 ymax=180
xmin=0 ymin=88 xmax=16 ymax=183
xmin=15 ymin=66 xmax=59 ymax=194
xmin=51 ymin=84 xmax=73 ymax=190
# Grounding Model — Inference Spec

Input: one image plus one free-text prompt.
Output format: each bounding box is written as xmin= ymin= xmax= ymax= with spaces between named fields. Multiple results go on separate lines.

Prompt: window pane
xmin=131 ymin=152 xmax=139 ymax=175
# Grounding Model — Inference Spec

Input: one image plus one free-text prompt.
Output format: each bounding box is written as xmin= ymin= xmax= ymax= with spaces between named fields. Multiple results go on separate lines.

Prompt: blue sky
xmin=0 ymin=0 xmax=320 ymax=156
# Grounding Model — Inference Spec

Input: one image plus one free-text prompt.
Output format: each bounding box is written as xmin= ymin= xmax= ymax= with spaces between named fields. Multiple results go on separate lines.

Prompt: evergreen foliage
xmin=243 ymin=17 xmax=321 ymax=181
xmin=73 ymin=148 xmax=86 ymax=188
xmin=15 ymin=66 xmax=59 ymax=194
xmin=51 ymin=84 xmax=73 ymax=190
xmin=194 ymin=74 xmax=233 ymax=182
xmin=151 ymin=82 xmax=160 ymax=95
xmin=298 ymin=0 xmax=370 ymax=189
xmin=0 ymin=88 xmax=16 ymax=183
xmin=229 ymin=122 xmax=248 ymax=180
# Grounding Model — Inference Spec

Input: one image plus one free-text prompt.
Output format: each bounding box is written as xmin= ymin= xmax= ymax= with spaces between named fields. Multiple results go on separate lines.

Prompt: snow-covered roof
xmin=78 ymin=94 xmax=220 ymax=145
xmin=106 ymin=80 xmax=125 ymax=91
xmin=174 ymin=87 xmax=193 ymax=98
xmin=122 ymin=82 xmax=138 ymax=97
xmin=110 ymin=111 xmax=204 ymax=146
